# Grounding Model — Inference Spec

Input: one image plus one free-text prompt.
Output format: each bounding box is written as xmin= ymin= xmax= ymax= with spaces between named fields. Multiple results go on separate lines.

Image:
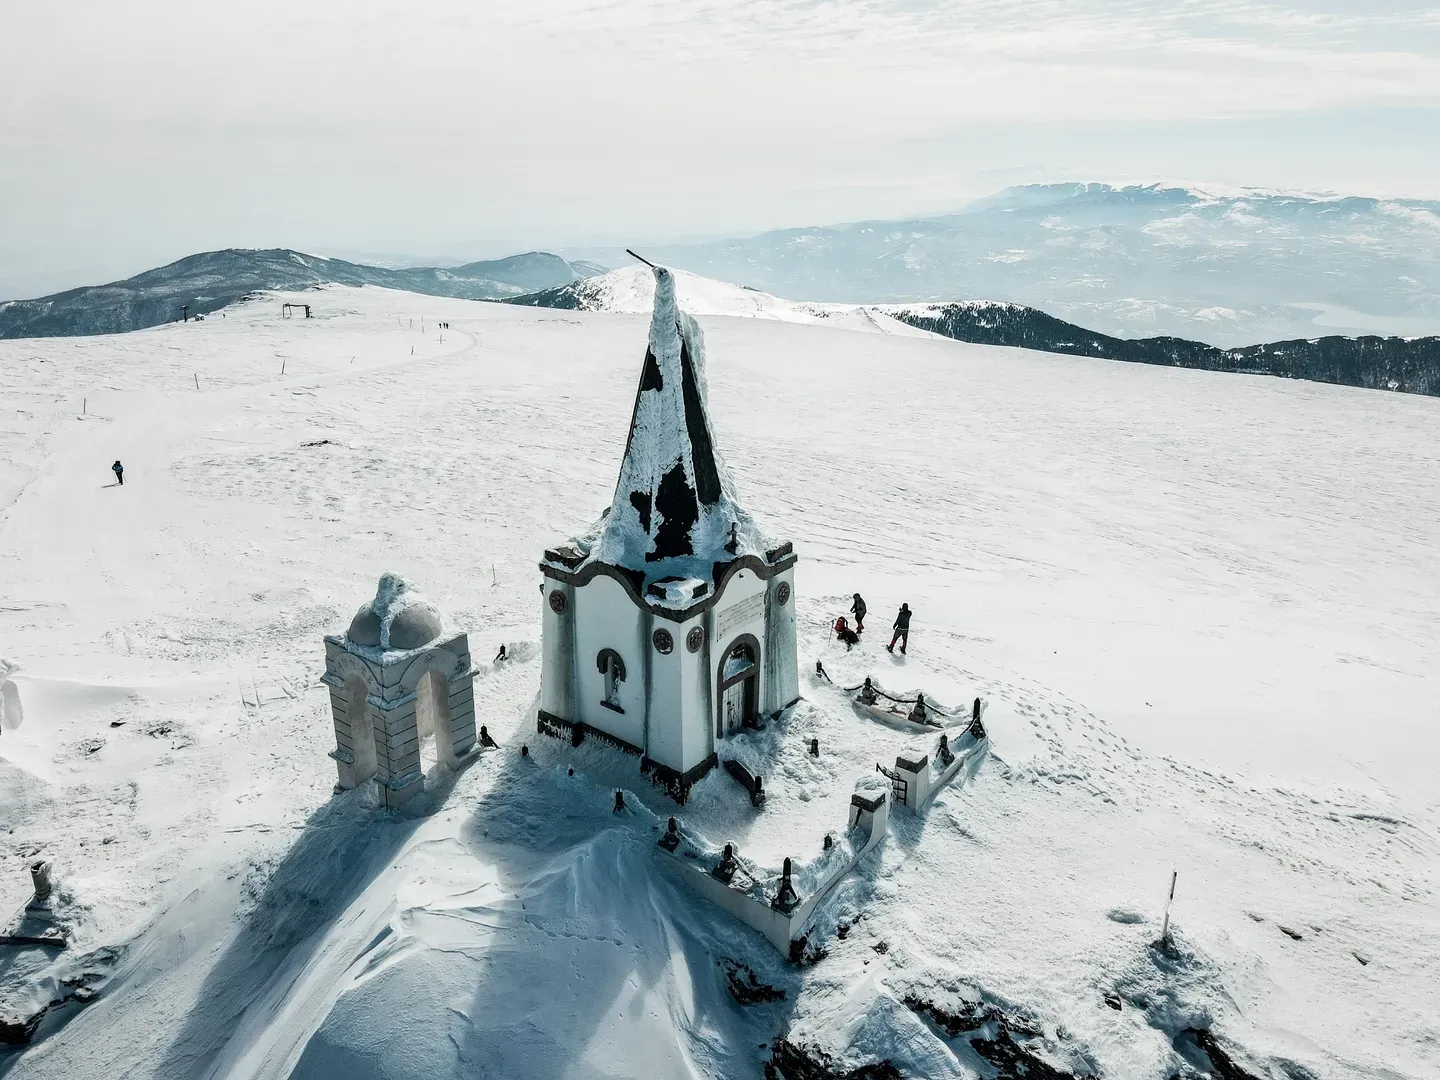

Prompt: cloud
xmin=0 ymin=0 xmax=1437 ymax=292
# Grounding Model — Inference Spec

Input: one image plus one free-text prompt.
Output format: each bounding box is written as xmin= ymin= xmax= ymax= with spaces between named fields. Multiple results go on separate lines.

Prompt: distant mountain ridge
xmin=628 ymin=183 xmax=1440 ymax=346
xmin=502 ymin=269 xmax=1440 ymax=398
xmin=0 ymin=248 xmax=591 ymax=339
xmin=883 ymin=302 xmax=1440 ymax=397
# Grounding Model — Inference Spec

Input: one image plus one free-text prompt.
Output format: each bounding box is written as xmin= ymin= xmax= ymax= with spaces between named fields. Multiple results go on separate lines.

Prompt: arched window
xmin=596 ymin=649 xmax=626 ymax=712
xmin=723 ymin=641 xmax=756 ymax=681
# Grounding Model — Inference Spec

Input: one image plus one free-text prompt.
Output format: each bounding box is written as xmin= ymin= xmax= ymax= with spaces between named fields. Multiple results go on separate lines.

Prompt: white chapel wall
xmin=676 ymin=613 xmax=715 ymax=771
xmin=539 ymin=579 xmax=575 ymax=721
xmin=573 ymin=574 xmax=647 ymax=748
xmin=763 ymin=565 xmax=799 ymax=714
xmin=645 ymin=621 xmax=686 ymax=770
xmin=709 ymin=569 xmax=769 ymax=723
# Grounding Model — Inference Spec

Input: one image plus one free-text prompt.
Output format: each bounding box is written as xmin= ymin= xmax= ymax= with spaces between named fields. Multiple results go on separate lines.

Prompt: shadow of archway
xmin=284 ymin=733 xmax=805 ymax=1080
xmin=145 ymin=774 xmax=461 ymax=1080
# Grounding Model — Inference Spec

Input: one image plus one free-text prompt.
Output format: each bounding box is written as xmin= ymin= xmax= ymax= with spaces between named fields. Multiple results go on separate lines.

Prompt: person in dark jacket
xmin=850 ymin=593 xmax=867 ymax=632
xmin=887 ymin=603 xmax=912 ymax=654
xmin=111 ymin=460 xmax=124 ymax=486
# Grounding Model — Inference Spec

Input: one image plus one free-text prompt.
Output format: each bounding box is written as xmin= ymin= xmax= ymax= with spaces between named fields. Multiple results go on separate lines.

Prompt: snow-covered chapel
xmin=537 ymin=265 xmax=800 ymax=799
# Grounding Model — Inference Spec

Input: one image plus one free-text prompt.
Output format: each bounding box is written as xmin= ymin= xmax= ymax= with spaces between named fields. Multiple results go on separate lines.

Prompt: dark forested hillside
xmin=886 ymin=302 xmax=1440 ymax=397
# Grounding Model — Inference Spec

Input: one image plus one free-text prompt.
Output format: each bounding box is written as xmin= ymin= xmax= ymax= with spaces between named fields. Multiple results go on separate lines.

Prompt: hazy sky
xmin=3 ymin=0 xmax=1439 ymax=297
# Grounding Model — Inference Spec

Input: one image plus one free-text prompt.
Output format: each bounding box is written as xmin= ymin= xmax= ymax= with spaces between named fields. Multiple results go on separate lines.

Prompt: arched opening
xmin=415 ymin=668 xmax=456 ymax=778
xmin=596 ymin=649 xmax=627 ymax=712
xmin=717 ymin=637 xmax=759 ymax=739
xmin=345 ymin=676 xmax=378 ymax=787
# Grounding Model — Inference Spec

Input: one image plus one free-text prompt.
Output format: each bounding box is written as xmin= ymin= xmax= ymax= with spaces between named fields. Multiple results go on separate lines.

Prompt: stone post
xmin=29 ymin=860 xmax=53 ymax=905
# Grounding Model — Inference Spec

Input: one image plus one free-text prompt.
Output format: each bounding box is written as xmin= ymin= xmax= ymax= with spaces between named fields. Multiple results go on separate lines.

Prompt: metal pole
xmin=1160 ymin=870 xmax=1177 ymax=944
xmin=625 ymin=249 xmax=657 ymax=268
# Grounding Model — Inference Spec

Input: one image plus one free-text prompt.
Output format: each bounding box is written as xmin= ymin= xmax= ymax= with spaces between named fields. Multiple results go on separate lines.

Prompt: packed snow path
xmin=0 ymin=287 xmax=1437 ymax=1079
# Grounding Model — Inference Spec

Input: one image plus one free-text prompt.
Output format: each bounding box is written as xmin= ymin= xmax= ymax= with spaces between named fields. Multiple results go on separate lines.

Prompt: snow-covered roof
xmin=345 ymin=572 xmax=444 ymax=652
xmin=545 ymin=266 xmax=786 ymax=605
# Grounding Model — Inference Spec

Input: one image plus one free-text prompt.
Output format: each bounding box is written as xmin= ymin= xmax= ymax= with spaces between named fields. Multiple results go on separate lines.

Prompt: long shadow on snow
xmin=293 ymin=736 xmax=805 ymax=1080
xmin=147 ymin=780 xmax=445 ymax=1079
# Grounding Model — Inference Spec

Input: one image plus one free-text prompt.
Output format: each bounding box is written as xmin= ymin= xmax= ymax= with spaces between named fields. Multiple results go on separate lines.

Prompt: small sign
xmin=715 ymin=592 xmax=765 ymax=641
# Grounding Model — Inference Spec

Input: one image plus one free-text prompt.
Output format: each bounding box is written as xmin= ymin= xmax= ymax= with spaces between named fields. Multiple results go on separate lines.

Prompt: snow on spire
xmin=593 ymin=265 xmax=759 ymax=578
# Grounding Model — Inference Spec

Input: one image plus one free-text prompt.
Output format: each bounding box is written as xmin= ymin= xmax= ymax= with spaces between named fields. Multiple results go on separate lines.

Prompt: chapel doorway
xmin=717 ymin=639 xmax=758 ymax=738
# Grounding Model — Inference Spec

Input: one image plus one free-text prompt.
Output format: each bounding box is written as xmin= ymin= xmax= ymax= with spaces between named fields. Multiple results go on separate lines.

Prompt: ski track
xmin=0 ymin=286 xmax=1437 ymax=1079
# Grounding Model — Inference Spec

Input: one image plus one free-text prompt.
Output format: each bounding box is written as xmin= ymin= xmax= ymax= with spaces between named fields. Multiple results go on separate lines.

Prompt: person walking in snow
xmin=887 ymin=603 xmax=912 ymax=654
xmin=111 ymin=460 xmax=124 ymax=486
xmin=850 ymin=593 xmax=867 ymax=633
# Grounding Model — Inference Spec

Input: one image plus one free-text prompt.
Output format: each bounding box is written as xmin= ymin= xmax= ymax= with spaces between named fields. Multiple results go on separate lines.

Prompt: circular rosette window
xmin=548 ymin=590 xmax=568 ymax=615
xmin=775 ymin=582 xmax=791 ymax=606
xmin=653 ymin=628 xmax=675 ymax=654
xmin=686 ymin=626 xmax=705 ymax=653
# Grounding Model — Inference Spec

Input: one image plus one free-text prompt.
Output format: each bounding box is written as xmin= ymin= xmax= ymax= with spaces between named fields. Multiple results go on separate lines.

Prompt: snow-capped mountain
xmin=505 ymin=268 xmax=1440 ymax=398
xmin=497 ymin=264 xmax=936 ymax=336
xmin=0 ymin=249 xmax=592 ymax=340
xmin=627 ymin=184 xmax=1440 ymax=346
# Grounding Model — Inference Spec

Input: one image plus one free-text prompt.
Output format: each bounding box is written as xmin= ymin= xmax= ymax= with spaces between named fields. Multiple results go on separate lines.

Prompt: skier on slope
xmin=111 ymin=460 xmax=124 ymax=486
xmin=887 ymin=603 xmax=912 ymax=655
xmin=850 ymin=593 xmax=867 ymax=633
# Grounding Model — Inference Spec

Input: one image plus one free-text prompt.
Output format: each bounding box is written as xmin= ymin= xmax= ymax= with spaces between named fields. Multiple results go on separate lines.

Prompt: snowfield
xmin=1 ymin=284 xmax=1437 ymax=1079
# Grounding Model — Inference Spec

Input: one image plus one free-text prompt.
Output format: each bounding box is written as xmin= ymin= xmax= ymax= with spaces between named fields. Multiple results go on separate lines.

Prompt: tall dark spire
xmin=594 ymin=266 xmax=754 ymax=577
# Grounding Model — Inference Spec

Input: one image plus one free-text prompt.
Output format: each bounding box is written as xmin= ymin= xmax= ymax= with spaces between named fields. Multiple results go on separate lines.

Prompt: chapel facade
xmin=537 ymin=265 xmax=800 ymax=799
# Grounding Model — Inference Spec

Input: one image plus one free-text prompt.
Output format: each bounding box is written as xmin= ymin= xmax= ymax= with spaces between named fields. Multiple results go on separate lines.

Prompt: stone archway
xmin=322 ymin=575 xmax=479 ymax=808
xmin=341 ymin=675 xmax=379 ymax=789
xmin=415 ymin=668 xmax=458 ymax=775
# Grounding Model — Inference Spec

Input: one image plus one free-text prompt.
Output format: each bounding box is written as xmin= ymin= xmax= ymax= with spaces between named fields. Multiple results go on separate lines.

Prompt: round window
xmin=686 ymin=626 xmax=705 ymax=653
xmin=653 ymin=628 xmax=674 ymax=654
xmin=775 ymin=581 xmax=791 ymax=606
xmin=548 ymin=589 xmax=567 ymax=615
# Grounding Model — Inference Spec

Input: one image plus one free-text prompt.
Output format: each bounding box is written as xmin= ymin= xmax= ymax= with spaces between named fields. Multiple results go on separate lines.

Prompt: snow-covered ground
xmin=1 ymin=285 xmax=1437 ymax=1078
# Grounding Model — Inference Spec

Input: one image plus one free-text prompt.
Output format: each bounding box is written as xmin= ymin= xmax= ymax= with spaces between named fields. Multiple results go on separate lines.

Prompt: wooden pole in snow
xmin=194 ymin=373 xmax=200 ymax=390
xmin=1160 ymin=870 xmax=1177 ymax=944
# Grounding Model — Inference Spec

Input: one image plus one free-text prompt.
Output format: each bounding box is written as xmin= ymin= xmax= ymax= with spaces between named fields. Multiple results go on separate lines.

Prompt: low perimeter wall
xmin=659 ymin=786 xmax=889 ymax=954
xmin=887 ymin=726 xmax=989 ymax=813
